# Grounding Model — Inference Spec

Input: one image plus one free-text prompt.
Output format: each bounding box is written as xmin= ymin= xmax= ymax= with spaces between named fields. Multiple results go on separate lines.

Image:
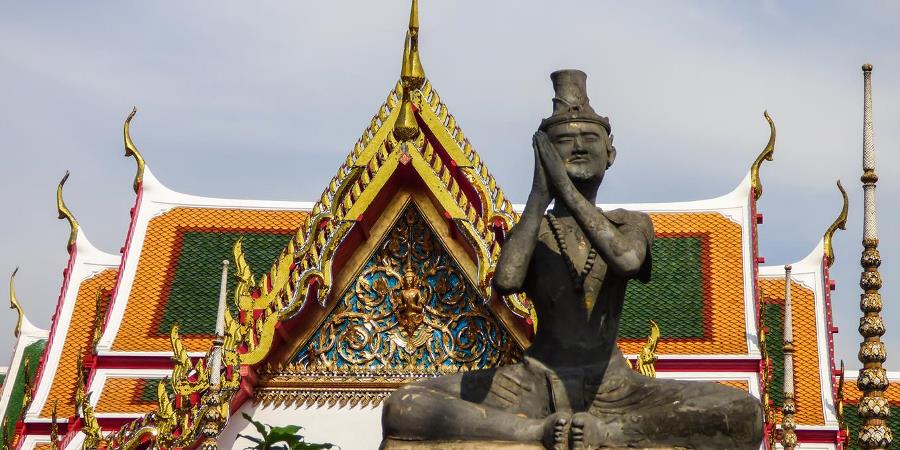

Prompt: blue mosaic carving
xmin=293 ymin=206 xmax=521 ymax=373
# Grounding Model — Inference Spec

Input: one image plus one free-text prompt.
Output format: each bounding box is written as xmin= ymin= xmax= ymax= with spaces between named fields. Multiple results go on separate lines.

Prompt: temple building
xmin=1 ymin=2 xmax=896 ymax=449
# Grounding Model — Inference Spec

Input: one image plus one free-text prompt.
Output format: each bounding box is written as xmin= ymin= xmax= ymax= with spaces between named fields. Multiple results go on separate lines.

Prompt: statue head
xmin=402 ymin=268 xmax=418 ymax=289
xmin=539 ymin=70 xmax=616 ymax=189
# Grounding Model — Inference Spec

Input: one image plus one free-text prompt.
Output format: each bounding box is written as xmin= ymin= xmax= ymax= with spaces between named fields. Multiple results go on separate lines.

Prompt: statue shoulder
xmin=604 ymin=208 xmax=654 ymax=243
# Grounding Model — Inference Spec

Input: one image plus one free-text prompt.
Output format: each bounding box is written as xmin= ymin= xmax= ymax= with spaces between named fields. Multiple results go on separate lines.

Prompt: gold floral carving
xmin=757 ymin=289 xmax=776 ymax=450
xmin=295 ymin=207 xmax=520 ymax=374
xmin=75 ymin=356 xmax=104 ymax=450
xmin=82 ymin=325 xmax=241 ymax=450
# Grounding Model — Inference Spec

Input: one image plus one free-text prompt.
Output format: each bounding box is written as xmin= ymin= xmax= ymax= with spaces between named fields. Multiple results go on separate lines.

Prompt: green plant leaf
xmin=242 ymin=412 xmax=270 ymax=437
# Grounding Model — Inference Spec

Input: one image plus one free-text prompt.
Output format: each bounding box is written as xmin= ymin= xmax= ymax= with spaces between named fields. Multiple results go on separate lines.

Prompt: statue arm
xmin=493 ymin=139 xmax=552 ymax=295
xmin=571 ymin=201 xmax=651 ymax=278
xmin=535 ymin=132 xmax=652 ymax=278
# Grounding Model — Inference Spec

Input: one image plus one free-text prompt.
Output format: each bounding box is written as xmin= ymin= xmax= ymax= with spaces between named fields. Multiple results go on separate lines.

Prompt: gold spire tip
xmin=56 ymin=171 xmax=79 ymax=252
xmin=9 ymin=267 xmax=24 ymax=338
xmin=124 ymin=106 xmax=146 ymax=194
xmin=409 ymin=0 xmax=419 ymax=31
xmin=400 ymin=0 xmax=425 ymax=88
xmin=394 ymin=0 xmax=424 ymax=141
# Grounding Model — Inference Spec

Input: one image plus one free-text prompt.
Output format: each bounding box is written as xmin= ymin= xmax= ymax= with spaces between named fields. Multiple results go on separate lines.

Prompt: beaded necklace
xmin=546 ymin=213 xmax=598 ymax=291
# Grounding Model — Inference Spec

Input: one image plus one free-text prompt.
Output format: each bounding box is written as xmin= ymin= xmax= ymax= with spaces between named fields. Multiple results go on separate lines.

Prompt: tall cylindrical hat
xmin=539 ymin=69 xmax=610 ymax=133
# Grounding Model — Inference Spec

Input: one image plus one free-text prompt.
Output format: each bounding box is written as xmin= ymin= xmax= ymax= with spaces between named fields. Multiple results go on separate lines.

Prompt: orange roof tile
xmin=94 ymin=377 xmax=159 ymax=415
xmin=111 ymin=208 xmax=307 ymax=353
xmin=717 ymin=380 xmax=750 ymax=391
xmin=841 ymin=379 xmax=900 ymax=404
xmin=39 ymin=269 xmax=117 ymax=418
xmin=760 ymin=278 xmax=825 ymax=425
xmin=619 ymin=212 xmax=748 ymax=355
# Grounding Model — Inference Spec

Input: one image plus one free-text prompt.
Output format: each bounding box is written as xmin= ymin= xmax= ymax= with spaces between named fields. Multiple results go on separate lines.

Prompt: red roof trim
xmin=29 ymin=244 xmax=77 ymax=414
xmin=104 ymin=183 xmax=145 ymax=346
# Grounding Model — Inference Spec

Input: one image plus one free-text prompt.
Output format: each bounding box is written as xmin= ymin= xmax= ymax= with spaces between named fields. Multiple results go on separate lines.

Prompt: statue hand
xmin=534 ymin=131 xmax=573 ymax=201
xmin=530 ymin=132 xmax=552 ymax=210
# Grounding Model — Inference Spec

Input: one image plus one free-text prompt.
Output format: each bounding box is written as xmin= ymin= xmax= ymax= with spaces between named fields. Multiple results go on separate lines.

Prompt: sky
xmin=1 ymin=1 xmax=899 ymax=369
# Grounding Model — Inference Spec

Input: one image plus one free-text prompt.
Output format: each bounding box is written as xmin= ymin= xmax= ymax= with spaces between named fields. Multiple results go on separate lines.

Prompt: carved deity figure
xmin=382 ymin=70 xmax=763 ymax=449
xmin=395 ymin=267 xmax=426 ymax=336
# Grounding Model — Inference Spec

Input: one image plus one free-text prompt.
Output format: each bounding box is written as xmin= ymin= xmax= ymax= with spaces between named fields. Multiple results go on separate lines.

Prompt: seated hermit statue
xmin=382 ymin=70 xmax=763 ymax=449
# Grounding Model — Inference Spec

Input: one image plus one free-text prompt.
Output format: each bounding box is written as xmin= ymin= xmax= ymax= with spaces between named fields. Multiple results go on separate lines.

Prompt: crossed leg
xmin=382 ymin=362 xmax=571 ymax=448
xmin=575 ymin=372 xmax=764 ymax=449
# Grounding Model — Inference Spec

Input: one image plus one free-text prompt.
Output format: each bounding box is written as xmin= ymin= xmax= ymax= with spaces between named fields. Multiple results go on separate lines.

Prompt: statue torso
xmin=524 ymin=209 xmax=652 ymax=368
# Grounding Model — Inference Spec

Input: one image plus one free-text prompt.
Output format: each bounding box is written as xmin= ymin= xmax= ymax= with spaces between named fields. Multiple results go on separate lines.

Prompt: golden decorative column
xmin=856 ymin=63 xmax=892 ymax=450
xmin=781 ymin=265 xmax=797 ymax=449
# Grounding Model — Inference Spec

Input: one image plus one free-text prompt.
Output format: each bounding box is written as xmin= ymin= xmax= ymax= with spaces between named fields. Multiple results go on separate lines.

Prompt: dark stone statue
xmin=381 ymin=70 xmax=763 ymax=449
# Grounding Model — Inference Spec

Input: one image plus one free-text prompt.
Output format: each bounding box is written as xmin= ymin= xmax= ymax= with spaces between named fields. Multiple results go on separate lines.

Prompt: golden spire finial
xmin=124 ymin=107 xmax=146 ymax=194
xmin=8 ymin=268 xmax=24 ymax=338
xmin=823 ymin=180 xmax=848 ymax=268
xmin=394 ymin=0 xmax=424 ymax=141
xmin=750 ymin=111 xmax=776 ymax=200
xmin=401 ymin=0 xmax=424 ymax=88
xmin=56 ymin=171 xmax=79 ymax=252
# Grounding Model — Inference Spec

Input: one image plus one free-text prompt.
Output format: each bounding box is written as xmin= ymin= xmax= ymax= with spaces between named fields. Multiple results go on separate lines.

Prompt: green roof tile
xmin=158 ymin=231 xmax=293 ymax=336
xmin=620 ymin=237 xmax=705 ymax=339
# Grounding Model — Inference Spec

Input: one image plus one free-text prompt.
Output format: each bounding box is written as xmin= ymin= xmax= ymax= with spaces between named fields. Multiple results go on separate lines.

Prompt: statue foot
xmin=541 ymin=412 xmax=572 ymax=450
xmin=570 ymin=411 xmax=629 ymax=450
xmin=570 ymin=414 xmax=587 ymax=450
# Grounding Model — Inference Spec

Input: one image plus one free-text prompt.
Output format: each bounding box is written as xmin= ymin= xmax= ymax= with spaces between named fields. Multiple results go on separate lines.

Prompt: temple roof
xmin=22 ymin=226 xmax=120 ymax=423
xmin=758 ymin=239 xmax=838 ymax=428
xmin=97 ymin=167 xmax=311 ymax=356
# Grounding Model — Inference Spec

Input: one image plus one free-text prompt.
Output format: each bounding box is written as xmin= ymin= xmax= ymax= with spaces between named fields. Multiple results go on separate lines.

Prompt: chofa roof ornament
xmin=56 ymin=171 xmax=79 ymax=253
xmin=8 ymin=268 xmax=24 ymax=337
xmin=124 ymin=107 xmax=146 ymax=194
xmin=750 ymin=111 xmax=776 ymax=200
xmin=823 ymin=180 xmax=848 ymax=268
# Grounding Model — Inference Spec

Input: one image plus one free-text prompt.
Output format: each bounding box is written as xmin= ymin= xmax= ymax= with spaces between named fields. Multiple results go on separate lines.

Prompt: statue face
xmin=546 ymin=121 xmax=615 ymax=186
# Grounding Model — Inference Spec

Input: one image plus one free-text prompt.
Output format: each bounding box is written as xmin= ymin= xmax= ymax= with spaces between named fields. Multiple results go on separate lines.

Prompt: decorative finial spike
xmin=9 ymin=268 xmax=24 ymax=338
xmin=401 ymin=0 xmax=424 ymax=87
xmin=409 ymin=0 xmax=419 ymax=31
xmin=394 ymin=0 xmax=424 ymax=141
xmin=856 ymin=61 xmax=891 ymax=450
xmin=781 ymin=264 xmax=797 ymax=449
xmin=56 ymin=171 xmax=79 ymax=253
xmin=124 ymin=107 xmax=146 ymax=194
xmin=750 ymin=111 xmax=776 ymax=200
xmin=823 ymin=180 xmax=849 ymax=267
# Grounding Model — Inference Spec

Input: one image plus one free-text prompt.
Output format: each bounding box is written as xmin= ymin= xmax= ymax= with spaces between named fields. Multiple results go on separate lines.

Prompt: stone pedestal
xmin=381 ymin=439 xmax=687 ymax=450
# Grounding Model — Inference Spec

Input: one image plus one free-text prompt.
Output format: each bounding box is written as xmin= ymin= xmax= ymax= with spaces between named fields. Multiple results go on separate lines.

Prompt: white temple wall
xmin=219 ymin=402 xmax=383 ymax=449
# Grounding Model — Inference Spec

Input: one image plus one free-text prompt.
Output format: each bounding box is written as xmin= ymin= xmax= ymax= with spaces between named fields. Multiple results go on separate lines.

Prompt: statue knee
xmin=383 ymin=385 xmax=417 ymax=420
xmin=726 ymin=393 xmax=764 ymax=446
xmin=382 ymin=384 xmax=436 ymax=437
